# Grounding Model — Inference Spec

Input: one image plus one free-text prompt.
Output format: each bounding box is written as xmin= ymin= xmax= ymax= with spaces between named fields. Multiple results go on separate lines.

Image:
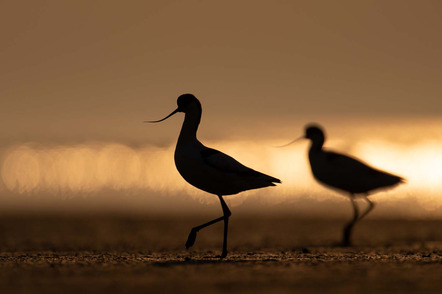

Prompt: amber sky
xmin=1 ymin=0 xmax=441 ymax=144
xmin=0 ymin=1 xmax=442 ymax=216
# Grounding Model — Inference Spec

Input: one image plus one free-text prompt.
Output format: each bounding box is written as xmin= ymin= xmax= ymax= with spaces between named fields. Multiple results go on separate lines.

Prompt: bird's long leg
xmin=185 ymin=195 xmax=231 ymax=258
xmin=185 ymin=217 xmax=224 ymax=249
xmin=342 ymin=195 xmax=359 ymax=246
xmin=358 ymin=194 xmax=375 ymax=221
xmin=218 ymin=195 xmax=231 ymax=258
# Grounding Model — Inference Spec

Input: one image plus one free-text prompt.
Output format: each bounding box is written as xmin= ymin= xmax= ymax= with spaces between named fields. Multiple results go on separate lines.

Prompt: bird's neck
xmin=178 ymin=108 xmax=201 ymax=142
xmin=309 ymin=139 xmax=324 ymax=153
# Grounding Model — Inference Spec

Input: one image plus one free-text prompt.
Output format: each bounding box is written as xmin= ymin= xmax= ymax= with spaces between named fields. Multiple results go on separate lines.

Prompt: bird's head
xmin=303 ymin=123 xmax=326 ymax=151
xmin=146 ymin=93 xmax=201 ymax=123
xmin=305 ymin=124 xmax=325 ymax=142
xmin=176 ymin=94 xmax=201 ymax=113
xmin=276 ymin=123 xmax=326 ymax=147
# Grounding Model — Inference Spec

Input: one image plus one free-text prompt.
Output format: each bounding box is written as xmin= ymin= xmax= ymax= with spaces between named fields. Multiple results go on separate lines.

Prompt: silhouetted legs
xmin=343 ymin=196 xmax=359 ymax=246
xmin=358 ymin=194 xmax=375 ymax=221
xmin=185 ymin=195 xmax=231 ymax=258
xmin=342 ymin=194 xmax=375 ymax=246
xmin=219 ymin=196 xmax=231 ymax=258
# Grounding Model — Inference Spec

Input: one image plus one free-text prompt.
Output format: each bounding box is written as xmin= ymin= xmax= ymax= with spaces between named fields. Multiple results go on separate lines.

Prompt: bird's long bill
xmin=275 ymin=136 xmax=304 ymax=147
xmin=144 ymin=108 xmax=179 ymax=123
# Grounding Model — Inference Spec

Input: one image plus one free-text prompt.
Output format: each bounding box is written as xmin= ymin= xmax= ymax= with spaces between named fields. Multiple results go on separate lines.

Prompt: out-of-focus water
xmin=0 ymin=119 xmax=441 ymax=218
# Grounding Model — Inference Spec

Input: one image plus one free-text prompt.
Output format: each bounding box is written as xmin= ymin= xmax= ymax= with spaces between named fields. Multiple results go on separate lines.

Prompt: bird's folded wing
xmin=325 ymin=151 xmax=404 ymax=181
xmin=201 ymin=147 xmax=262 ymax=176
xmin=325 ymin=151 xmax=375 ymax=174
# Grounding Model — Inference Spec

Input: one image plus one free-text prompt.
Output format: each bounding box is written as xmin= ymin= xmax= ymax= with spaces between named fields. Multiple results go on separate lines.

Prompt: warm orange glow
xmin=1 ymin=134 xmax=441 ymax=215
xmin=355 ymin=140 xmax=442 ymax=211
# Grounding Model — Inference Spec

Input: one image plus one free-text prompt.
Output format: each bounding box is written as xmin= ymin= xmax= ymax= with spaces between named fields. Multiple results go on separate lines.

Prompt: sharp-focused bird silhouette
xmin=147 ymin=94 xmax=281 ymax=258
xmin=286 ymin=124 xmax=404 ymax=246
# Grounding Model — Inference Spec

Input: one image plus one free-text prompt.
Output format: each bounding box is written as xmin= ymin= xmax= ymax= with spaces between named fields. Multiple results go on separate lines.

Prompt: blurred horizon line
xmin=0 ymin=126 xmax=441 ymax=219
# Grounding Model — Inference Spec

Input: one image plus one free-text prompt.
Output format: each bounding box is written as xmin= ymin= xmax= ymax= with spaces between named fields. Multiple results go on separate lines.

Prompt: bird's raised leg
xmin=185 ymin=195 xmax=231 ymax=259
xmin=342 ymin=196 xmax=359 ymax=246
xmin=185 ymin=216 xmax=224 ymax=249
xmin=358 ymin=194 xmax=375 ymax=221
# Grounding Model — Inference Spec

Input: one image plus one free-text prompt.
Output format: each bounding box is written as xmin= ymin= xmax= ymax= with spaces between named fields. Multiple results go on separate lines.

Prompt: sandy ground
xmin=0 ymin=215 xmax=441 ymax=294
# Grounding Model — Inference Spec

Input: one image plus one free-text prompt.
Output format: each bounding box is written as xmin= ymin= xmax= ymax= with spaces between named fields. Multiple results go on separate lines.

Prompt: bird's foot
xmin=185 ymin=229 xmax=197 ymax=249
xmin=342 ymin=228 xmax=353 ymax=247
xmin=218 ymin=250 xmax=228 ymax=259
xmin=340 ymin=239 xmax=352 ymax=247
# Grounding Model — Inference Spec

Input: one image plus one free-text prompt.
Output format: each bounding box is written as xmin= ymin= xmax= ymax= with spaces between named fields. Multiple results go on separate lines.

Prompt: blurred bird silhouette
xmin=147 ymin=94 xmax=280 ymax=258
xmin=284 ymin=123 xmax=405 ymax=246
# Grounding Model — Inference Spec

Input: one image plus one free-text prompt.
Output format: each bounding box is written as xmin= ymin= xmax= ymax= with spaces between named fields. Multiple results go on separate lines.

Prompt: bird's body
xmin=175 ymin=143 xmax=279 ymax=196
xmin=309 ymin=150 xmax=403 ymax=195
xmin=148 ymin=94 xmax=280 ymax=257
xmin=303 ymin=124 xmax=404 ymax=245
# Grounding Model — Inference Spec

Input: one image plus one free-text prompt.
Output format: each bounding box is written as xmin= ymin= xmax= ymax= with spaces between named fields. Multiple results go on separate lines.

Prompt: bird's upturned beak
xmin=276 ymin=136 xmax=305 ymax=147
xmin=144 ymin=108 xmax=179 ymax=123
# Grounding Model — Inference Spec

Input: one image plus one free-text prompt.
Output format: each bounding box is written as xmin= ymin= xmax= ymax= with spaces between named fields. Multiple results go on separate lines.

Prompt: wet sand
xmin=0 ymin=216 xmax=441 ymax=293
